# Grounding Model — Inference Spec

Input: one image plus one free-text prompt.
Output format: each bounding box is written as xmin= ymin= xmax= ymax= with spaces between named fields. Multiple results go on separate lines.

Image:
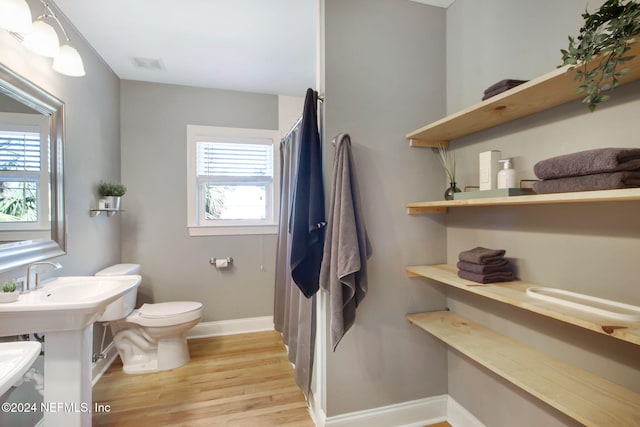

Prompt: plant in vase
xmin=437 ymin=144 xmax=460 ymax=200
xmin=1 ymin=279 xmax=19 ymax=303
xmin=561 ymin=0 xmax=640 ymax=111
xmin=98 ymin=181 xmax=127 ymax=211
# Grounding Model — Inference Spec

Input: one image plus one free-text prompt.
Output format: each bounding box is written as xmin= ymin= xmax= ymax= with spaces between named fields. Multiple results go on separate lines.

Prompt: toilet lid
xmin=138 ymin=301 xmax=203 ymax=319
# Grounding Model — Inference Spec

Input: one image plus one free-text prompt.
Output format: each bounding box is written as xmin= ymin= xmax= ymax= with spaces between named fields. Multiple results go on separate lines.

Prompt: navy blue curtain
xmin=289 ymin=88 xmax=326 ymax=298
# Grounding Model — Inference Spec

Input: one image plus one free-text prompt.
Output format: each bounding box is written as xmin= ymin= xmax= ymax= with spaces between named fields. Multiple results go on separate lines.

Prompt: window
xmin=187 ymin=125 xmax=280 ymax=236
xmin=0 ymin=113 xmax=49 ymax=238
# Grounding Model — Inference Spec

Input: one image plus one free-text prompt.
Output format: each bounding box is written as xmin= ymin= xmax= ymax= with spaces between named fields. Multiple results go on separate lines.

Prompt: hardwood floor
xmin=93 ymin=331 xmax=314 ymax=427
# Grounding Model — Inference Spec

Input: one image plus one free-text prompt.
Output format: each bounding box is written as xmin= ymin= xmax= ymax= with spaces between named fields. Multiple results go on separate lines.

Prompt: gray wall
xmin=119 ymin=81 xmax=279 ymax=321
xmin=445 ymin=0 xmax=640 ymax=425
xmin=322 ymin=0 xmax=448 ymax=416
xmin=0 ymin=3 xmax=121 ymax=279
xmin=0 ymin=1 xmax=120 ymax=425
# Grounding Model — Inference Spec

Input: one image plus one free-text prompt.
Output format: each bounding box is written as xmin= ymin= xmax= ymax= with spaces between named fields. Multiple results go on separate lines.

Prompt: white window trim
xmin=186 ymin=124 xmax=280 ymax=236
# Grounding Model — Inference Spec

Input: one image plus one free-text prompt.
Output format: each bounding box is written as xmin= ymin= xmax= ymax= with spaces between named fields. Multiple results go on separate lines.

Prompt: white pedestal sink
xmin=0 ymin=275 xmax=141 ymax=427
xmin=0 ymin=341 xmax=41 ymax=396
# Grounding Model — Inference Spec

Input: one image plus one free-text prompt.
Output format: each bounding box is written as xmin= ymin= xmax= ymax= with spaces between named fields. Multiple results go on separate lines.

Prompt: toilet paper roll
xmin=215 ymin=258 xmax=229 ymax=268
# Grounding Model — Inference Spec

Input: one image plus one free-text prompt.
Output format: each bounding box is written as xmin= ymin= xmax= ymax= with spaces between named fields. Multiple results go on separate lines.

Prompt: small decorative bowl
xmin=0 ymin=292 xmax=19 ymax=303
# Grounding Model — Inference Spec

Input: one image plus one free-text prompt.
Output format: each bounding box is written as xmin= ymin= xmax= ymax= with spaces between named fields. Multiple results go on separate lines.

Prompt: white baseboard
xmin=310 ymin=395 xmax=483 ymax=427
xmin=187 ymin=315 xmax=274 ymax=338
xmin=447 ymin=396 xmax=486 ymax=427
xmin=320 ymin=395 xmax=447 ymax=427
xmin=91 ymin=342 xmax=119 ymax=386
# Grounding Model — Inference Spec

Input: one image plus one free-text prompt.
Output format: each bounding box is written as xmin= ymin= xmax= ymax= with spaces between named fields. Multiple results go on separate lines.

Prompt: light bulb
xmin=53 ymin=44 xmax=85 ymax=76
xmin=22 ymin=19 xmax=59 ymax=57
xmin=0 ymin=0 xmax=33 ymax=34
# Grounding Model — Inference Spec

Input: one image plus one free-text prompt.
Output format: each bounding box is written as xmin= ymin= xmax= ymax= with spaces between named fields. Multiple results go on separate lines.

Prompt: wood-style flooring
xmin=92 ymin=331 xmax=314 ymax=427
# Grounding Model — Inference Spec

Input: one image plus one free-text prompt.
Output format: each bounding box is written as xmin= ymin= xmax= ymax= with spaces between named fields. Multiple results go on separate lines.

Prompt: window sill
xmin=188 ymin=225 xmax=278 ymax=236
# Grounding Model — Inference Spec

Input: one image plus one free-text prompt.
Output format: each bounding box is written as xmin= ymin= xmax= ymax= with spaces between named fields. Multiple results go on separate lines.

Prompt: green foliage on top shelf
xmin=561 ymin=0 xmax=640 ymax=111
xmin=98 ymin=181 xmax=127 ymax=197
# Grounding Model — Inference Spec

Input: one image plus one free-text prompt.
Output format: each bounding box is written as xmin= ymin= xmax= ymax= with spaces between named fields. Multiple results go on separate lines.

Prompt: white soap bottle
xmin=497 ymin=159 xmax=517 ymax=189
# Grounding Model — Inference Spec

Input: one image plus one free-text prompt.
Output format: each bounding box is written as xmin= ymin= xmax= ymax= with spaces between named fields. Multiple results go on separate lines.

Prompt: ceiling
xmin=53 ymin=0 xmax=452 ymax=97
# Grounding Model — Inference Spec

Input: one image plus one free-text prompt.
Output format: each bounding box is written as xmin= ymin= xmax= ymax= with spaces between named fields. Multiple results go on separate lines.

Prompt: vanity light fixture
xmin=0 ymin=0 xmax=33 ymax=34
xmin=0 ymin=0 xmax=85 ymax=77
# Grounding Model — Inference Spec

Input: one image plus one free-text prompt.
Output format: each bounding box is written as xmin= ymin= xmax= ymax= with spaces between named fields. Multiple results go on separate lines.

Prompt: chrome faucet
xmin=26 ymin=261 xmax=62 ymax=291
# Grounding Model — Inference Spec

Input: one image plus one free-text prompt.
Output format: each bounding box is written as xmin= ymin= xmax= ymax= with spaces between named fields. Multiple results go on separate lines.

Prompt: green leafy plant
xmin=3 ymin=280 xmax=17 ymax=293
xmin=437 ymin=144 xmax=456 ymax=183
xmin=98 ymin=181 xmax=127 ymax=197
xmin=561 ymin=0 xmax=640 ymax=111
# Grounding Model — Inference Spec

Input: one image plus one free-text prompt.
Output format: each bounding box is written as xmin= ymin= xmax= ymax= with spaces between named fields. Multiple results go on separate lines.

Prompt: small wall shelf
xmin=406 ymin=310 xmax=640 ymax=427
xmin=406 ymin=188 xmax=640 ymax=214
xmin=405 ymin=42 xmax=640 ymax=147
xmin=406 ymin=264 xmax=640 ymax=346
xmin=89 ymin=209 xmax=120 ymax=217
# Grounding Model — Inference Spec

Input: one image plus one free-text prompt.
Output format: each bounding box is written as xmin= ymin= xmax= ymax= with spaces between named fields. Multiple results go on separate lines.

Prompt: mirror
xmin=0 ymin=63 xmax=65 ymax=272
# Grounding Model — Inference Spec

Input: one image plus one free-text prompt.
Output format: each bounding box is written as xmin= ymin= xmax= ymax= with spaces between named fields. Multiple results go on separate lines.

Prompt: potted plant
xmin=98 ymin=181 xmax=127 ymax=211
xmin=561 ymin=0 xmax=640 ymax=111
xmin=0 ymin=279 xmax=19 ymax=303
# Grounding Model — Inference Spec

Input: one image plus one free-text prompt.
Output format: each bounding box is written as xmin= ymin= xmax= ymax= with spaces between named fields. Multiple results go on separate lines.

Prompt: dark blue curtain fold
xmin=289 ymin=88 xmax=326 ymax=298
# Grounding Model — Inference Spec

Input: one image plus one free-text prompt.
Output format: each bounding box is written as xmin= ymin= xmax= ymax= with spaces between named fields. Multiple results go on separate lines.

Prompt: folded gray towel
xmin=533 ymin=171 xmax=640 ymax=194
xmin=534 ymin=148 xmax=640 ymax=180
xmin=457 ymin=259 xmax=511 ymax=275
xmin=481 ymin=81 xmax=529 ymax=100
xmin=457 ymin=269 xmax=514 ymax=284
xmin=458 ymin=247 xmax=506 ymax=265
xmin=484 ymin=79 xmax=529 ymax=94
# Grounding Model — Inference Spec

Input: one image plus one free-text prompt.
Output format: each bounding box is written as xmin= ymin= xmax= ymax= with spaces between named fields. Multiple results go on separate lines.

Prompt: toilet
xmin=95 ymin=264 xmax=203 ymax=374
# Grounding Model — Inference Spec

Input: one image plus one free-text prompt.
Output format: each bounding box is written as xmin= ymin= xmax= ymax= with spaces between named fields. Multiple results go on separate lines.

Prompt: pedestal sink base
xmin=43 ymin=325 xmax=93 ymax=427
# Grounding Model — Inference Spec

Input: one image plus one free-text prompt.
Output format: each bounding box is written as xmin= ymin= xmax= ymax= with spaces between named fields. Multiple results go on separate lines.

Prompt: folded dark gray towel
xmin=457 ymin=269 xmax=515 ymax=284
xmin=458 ymin=247 xmax=506 ymax=265
xmin=457 ymin=259 xmax=511 ymax=275
xmin=483 ymin=79 xmax=529 ymax=94
xmin=533 ymin=171 xmax=640 ymax=194
xmin=534 ymin=148 xmax=640 ymax=180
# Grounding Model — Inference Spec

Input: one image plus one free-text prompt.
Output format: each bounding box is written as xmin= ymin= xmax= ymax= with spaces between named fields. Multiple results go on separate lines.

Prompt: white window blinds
xmin=196 ymin=141 xmax=273 ymax=179
xmin=0 ymin=131 xmax=41 ymax=172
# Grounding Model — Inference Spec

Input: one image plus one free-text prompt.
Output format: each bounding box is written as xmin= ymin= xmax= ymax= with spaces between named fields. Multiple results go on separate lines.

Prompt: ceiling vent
xmin=131 ymin=57 xmax=166 ymax=71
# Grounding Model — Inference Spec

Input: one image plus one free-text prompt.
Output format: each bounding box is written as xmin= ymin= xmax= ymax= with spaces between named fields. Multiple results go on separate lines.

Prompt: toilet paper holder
xmin=210 ymin=257 xmax=233 ymax=268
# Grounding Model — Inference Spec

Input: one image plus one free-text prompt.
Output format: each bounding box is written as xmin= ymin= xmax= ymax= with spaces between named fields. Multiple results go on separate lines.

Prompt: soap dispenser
xmin=497 ymin=159 xmax=517 ymax=189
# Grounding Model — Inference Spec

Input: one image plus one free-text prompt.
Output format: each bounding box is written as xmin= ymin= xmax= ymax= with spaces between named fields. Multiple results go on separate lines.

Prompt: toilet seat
xmin=126 ymin=301 xmax=203 ymax=327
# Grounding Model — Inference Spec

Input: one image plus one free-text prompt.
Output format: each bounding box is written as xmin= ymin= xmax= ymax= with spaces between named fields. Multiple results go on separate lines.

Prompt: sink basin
xmin=0 ymin=275 xmax=141 ymax=336
xmin=0 ymin=341 xmax=41 ymax=396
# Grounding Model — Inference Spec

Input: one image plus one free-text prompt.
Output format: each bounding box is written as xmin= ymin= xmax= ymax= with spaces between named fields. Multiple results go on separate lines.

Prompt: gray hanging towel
xmin=320 ymin=133 xmax=372 ymax=351
xmin=290 ymin=89 xmax=326 ymax=298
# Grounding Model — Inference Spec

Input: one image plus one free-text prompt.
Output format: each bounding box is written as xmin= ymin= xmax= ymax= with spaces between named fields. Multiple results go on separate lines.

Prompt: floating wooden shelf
xmin=406 ymin=310 xmax=640 ymax=427
xmin=406 ymin=42 xmax=640 ymax=147
xmin=406 ymin=264 xmax=640 ymax=346
xmin=406 ymin=187 xmax=640 ymax=214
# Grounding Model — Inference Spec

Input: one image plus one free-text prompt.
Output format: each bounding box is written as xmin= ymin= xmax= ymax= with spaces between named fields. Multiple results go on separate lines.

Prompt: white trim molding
xmin=187 ymin=316 xmax=274 ymax=338
xmin=311 ymin=395 xmax=484 ymax=427
xmin=447 ymin=396 xmax=486 ymax=427
xmin=321 ymin=396 xmax=447 ymax=427
xmin=91 ymin=342 xmax=119 ymax=386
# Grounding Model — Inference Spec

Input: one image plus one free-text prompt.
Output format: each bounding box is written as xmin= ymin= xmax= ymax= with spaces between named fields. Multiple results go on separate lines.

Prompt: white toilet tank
xmin=95 ymin=263 xmax=141 ymax=321
xmin=96 ymin=263 xmax=141 ymax=276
